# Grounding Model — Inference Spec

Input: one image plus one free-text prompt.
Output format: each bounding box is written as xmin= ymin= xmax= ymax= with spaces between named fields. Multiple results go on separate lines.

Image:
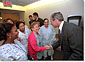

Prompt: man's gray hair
xmin=51 ymin=12 xmax=64 ymax=21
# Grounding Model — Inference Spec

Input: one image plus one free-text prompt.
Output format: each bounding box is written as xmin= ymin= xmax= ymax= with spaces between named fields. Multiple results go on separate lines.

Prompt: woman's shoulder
xmin=49 ymin=25 xmax=54 ymax=29
xmin=28 ymin=32 xmax=36 ymax=40
xmin=41 ymin=25 xmax=44 ymax=28
xmin=28 ymin=32 xmax=34 ymax=37
xmin=49 ymin=25 xmax=53 ymax=28
xmin=0 ymin=44 xmax=13 ymax=51
xmin=40 ymin=25 xmax=45 ymax=30
xmin=18 ymin=30 xmax=22 ymax=35
xmin=0 ymin=44 xmax=12 ymax=48
xmin=18 ymin=31 xmax=24 ymax=37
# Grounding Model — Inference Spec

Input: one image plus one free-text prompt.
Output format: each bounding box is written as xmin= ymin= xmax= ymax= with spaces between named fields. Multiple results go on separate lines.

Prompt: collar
xmin=59 ymin=21 xmax=64 ymax=33
xmin=36 ymin=17 xmax=38 ymax=21
xmin=0 ymin=40 xmax=5 ymax=46
xmin=33 ymin=31 xmax=40 ymax=36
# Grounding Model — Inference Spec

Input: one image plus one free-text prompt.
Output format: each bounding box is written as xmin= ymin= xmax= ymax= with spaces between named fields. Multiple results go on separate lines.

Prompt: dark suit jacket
xmin=34 ymin=18 xmax=44 ymax=27
xmin=29 ymin=20 xmax=35 ymax=26
xmin=52 ymin=22 xmax=83 ymax=60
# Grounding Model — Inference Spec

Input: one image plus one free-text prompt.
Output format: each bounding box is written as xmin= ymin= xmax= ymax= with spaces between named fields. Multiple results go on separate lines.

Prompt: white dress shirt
xmin=59 ymin=21 xmax=64 ymax=34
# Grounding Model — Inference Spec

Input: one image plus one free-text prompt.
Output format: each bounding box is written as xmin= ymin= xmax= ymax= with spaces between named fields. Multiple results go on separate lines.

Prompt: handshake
xmin=45 ymin=45 xmax=52 ymax=50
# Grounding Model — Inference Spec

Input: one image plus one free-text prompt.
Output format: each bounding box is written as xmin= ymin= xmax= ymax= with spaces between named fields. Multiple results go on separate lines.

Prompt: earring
xmin=9 ymin=36 xmax=11 ymax=39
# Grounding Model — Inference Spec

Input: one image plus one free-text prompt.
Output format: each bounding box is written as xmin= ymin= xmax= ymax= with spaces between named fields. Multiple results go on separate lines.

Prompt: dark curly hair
xmin=0 ymin=23 xmax=14 ymax=41
xmin=0 ymin=23 xmax=6 ymax=41
xmin=16 ymin=21 xmax=25 ymax=29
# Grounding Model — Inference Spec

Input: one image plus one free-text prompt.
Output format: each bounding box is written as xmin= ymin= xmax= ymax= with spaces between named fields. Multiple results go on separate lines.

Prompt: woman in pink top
xmin=28 ymin=22 xmax=51 ymax=60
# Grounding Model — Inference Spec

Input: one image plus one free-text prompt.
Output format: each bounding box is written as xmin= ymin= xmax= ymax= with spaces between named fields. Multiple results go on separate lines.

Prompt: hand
xmin=17 ymin=38 xmax=21 ymax=42
xmin=45 ymin=45 xmax=52 ymax=50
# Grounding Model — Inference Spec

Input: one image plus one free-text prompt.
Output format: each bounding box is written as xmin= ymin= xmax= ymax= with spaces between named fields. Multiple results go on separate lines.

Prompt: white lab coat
xmin=39 ymin=25 xmax=56 ymax=57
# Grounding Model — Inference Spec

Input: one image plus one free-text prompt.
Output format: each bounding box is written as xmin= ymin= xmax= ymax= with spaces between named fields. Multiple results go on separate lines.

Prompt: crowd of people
xmin=0 ymin=12 xmax=83 ymax=61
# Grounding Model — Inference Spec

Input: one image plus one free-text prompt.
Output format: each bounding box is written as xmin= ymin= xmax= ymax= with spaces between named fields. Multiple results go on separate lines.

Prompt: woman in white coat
xmin=39 ymin=18 xmax=56 ymax=60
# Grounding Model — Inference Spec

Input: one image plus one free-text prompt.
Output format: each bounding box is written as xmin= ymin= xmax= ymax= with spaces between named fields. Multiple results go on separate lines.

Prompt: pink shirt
xmin=28 ymin=32 xmax=46 ymax=60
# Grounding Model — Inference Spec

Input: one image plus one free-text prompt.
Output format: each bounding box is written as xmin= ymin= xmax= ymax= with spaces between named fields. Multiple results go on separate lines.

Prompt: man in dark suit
xmin=33 ymin=12 xmax=44 ymax=27
xmin=50 ymin=12 xmax=83 ymax=60
xmin=29 ymin=15 xmax=35 ymax=26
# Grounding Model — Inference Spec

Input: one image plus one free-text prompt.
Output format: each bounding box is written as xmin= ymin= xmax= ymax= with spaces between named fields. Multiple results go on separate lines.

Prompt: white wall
xmin=24 ymin=0 xmax=83 ymax=21
xmin=24 ymin=0 xmax=84 ymax=32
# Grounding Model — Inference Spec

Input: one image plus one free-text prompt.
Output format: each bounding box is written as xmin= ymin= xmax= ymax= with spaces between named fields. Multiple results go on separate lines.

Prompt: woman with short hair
xmin=16 ymin=21 xmax=31 ymax=52
xmin=28 ymin=22 xmax=52 ymax=60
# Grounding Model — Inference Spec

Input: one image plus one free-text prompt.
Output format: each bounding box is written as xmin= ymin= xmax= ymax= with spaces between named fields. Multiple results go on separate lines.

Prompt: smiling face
xmin=44 ymin=19 xmax=49 ymax=27
xmin=7 ymin=26 xmax=18 ymax=42
xmin=19 ymin=23 xmax=25 ymax=32
xmin=10 ymin=26 xmax=19 ymax=40
xmin=50 ymin=12 xmax=64 ymax=28
xmin=33 ymin=15 xmax=37 ymax=20
xmin=50 ymin=17 xmax=60 ymax=28
xmin=32 ymin=23 xmax=40 ymax=33
xmin=29 ymin=17 xmax=33 ymax=21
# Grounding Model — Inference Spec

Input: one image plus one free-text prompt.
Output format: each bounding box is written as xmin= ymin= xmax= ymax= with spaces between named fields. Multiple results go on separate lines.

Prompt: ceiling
xmin=0 ymin=0 xmax=40 ymax=6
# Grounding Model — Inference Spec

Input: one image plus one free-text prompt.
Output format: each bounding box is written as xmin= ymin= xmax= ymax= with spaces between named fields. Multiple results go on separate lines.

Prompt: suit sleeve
xmin=40 ymin=18 xmax=44 ymax=26
xmin=52 ymin=40 xmax=60 ymax=50
xmin=68 ymin=27 xmax=83 ymax=60
xmin=29 ymin=38 xmax=46 ymax=52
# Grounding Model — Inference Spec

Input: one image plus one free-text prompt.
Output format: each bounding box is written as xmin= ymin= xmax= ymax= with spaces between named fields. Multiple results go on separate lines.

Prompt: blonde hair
xmin=30 ymin=22 xmax=39 ymax=30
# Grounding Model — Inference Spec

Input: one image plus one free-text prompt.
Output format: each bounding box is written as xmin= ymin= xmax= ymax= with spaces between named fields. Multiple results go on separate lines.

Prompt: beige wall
xmin=2 ymin=13 xmax=19 ymax=21
xmin=24 ymin=0 xmax=84 ymax=31
xmin=0 ymin=2 xmax=25 ymax=21
xmin=19 ymin=12 xmax=25 ymax=21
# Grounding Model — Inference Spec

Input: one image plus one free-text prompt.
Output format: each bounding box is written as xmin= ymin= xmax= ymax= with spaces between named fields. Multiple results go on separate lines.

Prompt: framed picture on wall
xmin=67 ymin=15 xmax=81 ymax=26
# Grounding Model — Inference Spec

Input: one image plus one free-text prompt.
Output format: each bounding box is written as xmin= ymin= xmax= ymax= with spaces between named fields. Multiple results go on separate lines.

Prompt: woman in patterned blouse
xmin=0 ymin=23 xmax=27 ymax=61
xmin=16 ymin=21 xmax=31 ymax=52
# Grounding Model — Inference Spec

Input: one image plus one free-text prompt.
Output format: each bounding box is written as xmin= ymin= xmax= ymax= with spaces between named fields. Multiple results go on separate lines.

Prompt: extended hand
xmin=45 ymin=45 xmax=52 ymax=50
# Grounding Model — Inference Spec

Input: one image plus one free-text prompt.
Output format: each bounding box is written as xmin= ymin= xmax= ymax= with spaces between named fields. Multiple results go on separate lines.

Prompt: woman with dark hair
xmin=3 ymin=18 xmax=14 ymax=24
xmin=3 ymin=18 xmax=21 ymax=42
xmin=0 ymin=23 xmax=27 ymax=61
xmin=0 ymin=23 xmax=6 ymax=46
xmin=16 ymin=21 xmax=31 ymax=52
xmin=39 ymin=18 xmax=56 ymax=60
